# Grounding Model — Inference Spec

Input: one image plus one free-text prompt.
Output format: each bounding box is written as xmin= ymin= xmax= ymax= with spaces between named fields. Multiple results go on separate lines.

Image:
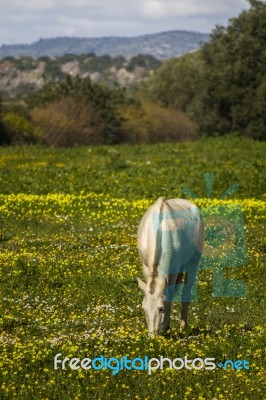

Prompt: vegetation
xmin=1 ymin=1 xmax=266 ymax=145
xmin=139 ymin=52 xmax=204 ymax=114
xmin=27 ymin=76 xmax=125 ymax=144
xmin=0 ymin=137 xmax=265 ymax=399
xmin=141 ymin=0 xmax=266 ymax=140
xmin=119 ymin=100 xmax=198 ymax=143
xmin=0 ymin=53 xmax=162 ymax=98
xmin=126 ymin=54 xmax=162 ymax=72
xmin=31 ymin=97 xmax=102 ymax=146
xmin=0 ymin=31 xmax=208 ymax=59
xmin=2 ymin=112 xmax=39 ymax=145
xmin=197 ymin=0 xmax=266 ymax=138
xmin=1 ymin=74 xmax=199 ymax=146
xmin=0 ymin=95 xmax=8 ymax=144
xmin=0 ymin=3 xmax=264 ymax=398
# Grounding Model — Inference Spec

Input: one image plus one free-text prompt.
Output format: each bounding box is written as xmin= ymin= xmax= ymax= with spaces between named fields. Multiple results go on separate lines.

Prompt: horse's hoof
xmin=180 ymin=320 xmax=186 ymax=330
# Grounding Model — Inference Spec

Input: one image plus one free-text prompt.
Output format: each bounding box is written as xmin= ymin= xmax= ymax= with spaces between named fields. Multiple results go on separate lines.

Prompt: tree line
xmin=139 ymin=0 xmax=266 ymax=140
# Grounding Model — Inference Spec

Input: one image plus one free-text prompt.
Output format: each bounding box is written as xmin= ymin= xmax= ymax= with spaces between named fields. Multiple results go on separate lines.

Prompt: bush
xmin=31 ymin=97 xmax=103 ymax=146
xmin=2 ymin=112 xmax=39 ymax=144
xmin=120 ymin=101 xmax=199 ymax=143
xmin=28 ymin=76 xmax=124 ymax=144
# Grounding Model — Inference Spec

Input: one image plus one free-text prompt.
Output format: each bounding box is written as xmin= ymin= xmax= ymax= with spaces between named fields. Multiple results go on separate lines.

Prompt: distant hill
xmin=0 ymin=30 xmax=209 ymax=60
xmin=0 ymin=53 xmax=163 ymax=98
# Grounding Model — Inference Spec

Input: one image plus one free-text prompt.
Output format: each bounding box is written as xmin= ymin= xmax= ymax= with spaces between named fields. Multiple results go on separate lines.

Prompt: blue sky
xmin=0 ymin=0 xmax=249 ymax=45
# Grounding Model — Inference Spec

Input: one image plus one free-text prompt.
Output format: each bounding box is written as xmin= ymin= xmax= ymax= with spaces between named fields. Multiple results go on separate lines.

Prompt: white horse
xmin=137 ymin=197 xmax=204 ymax=335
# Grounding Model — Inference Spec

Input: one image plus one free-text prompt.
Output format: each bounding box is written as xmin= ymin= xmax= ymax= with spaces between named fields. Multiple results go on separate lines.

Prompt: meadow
xmin=0 ymin=136 xmax=265 ymax=399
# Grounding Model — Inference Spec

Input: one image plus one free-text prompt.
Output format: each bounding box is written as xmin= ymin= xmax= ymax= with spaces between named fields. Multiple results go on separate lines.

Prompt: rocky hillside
xmin=0 ymin=54 xmax=163 ymax=98
xmin=0 ymin=30 xmax=209 ymax=60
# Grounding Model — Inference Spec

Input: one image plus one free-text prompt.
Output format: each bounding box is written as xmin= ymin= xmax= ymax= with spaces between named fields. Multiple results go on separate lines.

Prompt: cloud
xmin=0 ymin=0 xmax=250 ymax=45
xmin=141 ymin=0 xmax=211 ymax=18
xmin=4 ymin=0 xmax=57 ymax=12
xmin=141 ymin=0 xmax=248 ymax=18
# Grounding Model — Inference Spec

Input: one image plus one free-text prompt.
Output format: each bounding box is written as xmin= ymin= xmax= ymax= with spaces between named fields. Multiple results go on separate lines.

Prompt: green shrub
xmin=2 ymin=112 xmax=39 ymax=144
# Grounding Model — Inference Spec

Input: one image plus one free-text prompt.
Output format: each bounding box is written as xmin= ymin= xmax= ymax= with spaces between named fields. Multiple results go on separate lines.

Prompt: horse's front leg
xmin=162 ymin=301 xmax=172 ymax=332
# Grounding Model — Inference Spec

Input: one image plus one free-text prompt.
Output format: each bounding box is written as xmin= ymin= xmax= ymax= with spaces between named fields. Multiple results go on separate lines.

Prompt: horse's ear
xmin=137 ymin=277 xmax=147 ymax=292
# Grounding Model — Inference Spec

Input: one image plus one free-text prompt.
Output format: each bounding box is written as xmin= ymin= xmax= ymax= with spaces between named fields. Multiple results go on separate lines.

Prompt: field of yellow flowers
xmin=0 ymin=136 xmax=265 ymax=399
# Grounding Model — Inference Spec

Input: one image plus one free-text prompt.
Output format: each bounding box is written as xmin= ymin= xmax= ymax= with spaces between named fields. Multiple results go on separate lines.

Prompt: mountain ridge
xmin=0 ymin=30 xmax=209 ymax=59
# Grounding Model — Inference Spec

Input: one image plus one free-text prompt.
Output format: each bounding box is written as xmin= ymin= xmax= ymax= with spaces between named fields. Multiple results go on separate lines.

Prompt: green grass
xmin=0 ymin=136 xmax=265 ymax=399
xmin=0 ymin=136 xmax=265 ymax=199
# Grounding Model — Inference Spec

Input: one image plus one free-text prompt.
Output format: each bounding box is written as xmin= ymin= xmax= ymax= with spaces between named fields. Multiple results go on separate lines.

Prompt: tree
xmin=138 ymin=52 xmax=204 ymax=115
xmin=196 ymin=0 xmax=266 ymax=139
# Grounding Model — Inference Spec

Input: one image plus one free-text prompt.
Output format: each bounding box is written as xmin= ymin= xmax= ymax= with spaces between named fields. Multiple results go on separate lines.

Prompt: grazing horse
xmin=137 ymin=197 xmax=204 ymax=335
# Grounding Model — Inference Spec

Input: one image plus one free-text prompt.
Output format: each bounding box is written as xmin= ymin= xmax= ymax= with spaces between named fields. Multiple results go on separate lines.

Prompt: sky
xmin=0 ymin=0 xmax=250 ymax=46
